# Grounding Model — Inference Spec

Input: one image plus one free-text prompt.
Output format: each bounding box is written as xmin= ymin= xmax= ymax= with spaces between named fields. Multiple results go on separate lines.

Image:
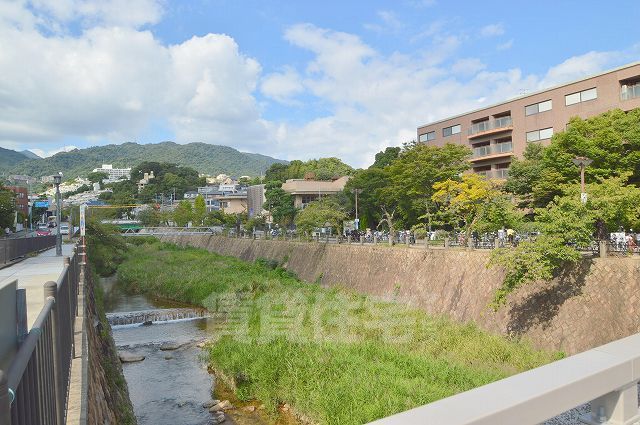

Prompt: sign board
xmin=33 ymin=200 xmax=49 ymax=208
xmin=343 ymin=220 xmax=356 ymax=233
xmin=80 ymin=204 xmax=86 ymax=237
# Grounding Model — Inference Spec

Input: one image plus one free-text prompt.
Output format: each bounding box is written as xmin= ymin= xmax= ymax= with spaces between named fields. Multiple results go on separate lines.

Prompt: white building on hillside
xmin=92 ymin=164 xmax=131 ymax=182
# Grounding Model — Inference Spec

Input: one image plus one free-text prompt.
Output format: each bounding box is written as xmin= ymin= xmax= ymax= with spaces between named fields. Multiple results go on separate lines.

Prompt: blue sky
xmin=0 ymin=0 xmax=638 ymax=167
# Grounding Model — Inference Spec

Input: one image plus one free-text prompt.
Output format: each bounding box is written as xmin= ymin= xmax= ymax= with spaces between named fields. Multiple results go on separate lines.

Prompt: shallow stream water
xmin=102 ymin=276 xmax=232 ymax=425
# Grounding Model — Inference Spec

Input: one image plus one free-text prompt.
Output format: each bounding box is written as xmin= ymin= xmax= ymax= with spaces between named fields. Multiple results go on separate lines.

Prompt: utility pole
xmin=571 ymin=156 xmax=593 ymax=204
xmin=352 ymin=188 xmax=362 ymax=230
xmin=53 ymin=173 xmax=62 ymax=256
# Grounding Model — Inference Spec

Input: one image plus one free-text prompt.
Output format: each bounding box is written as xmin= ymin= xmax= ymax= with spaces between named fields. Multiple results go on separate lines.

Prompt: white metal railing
xmin=468 ymin=116 xmax=512 ymax=136
xmin=369 ymin=332 xmax=640 ymax=425
xmin=472 ymin=142 xmax=513 ymax=158
xmin=621 ymin=84 xmax=640 ymax=101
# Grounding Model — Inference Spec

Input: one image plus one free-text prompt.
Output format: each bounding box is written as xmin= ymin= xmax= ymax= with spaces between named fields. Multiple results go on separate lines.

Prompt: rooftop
xmin=418 ymin=61 xmax=640 ymax=129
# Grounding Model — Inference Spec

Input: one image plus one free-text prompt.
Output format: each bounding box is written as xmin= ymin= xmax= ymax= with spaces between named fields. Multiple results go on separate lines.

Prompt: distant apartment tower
xmin=92 ymin=164 xmax=131 ymax=182
xmin=416 ymin=62 xmax=640 ymax=179
xmin=247 ymin=184 xmax=266 ymax=218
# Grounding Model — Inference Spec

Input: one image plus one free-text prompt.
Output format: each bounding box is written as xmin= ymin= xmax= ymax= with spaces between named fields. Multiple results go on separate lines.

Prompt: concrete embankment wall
xmin=86 ymin=268 xmax=136 ymax=424
xmin=160 ymin=235 xmax=640 ymax=355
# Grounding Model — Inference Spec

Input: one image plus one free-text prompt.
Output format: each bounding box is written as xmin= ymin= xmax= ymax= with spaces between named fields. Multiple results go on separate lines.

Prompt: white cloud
xmin=364 ymin=10 xmax=403 ymax=34
xmin=480 ymin=23 xmax=504 ymax=37
xmin=497 ymin=39 xmax=514 ymax=51
xmin=261 ymin=67 xmax=304 ymax=104
xmin=28 ymin=0 xmax=164 ymax=28
xmin=451 ymin=58 xmax=486 ymax=76
xmin=0 ymin=2 xmax=266 ymax=153
xmin=29 ymin=146 xmax=78 ymax=158
xmin=538 ymin=50 xmax=626 ymax=88
xmin=0 ymin=4 xmax=635 ymax=170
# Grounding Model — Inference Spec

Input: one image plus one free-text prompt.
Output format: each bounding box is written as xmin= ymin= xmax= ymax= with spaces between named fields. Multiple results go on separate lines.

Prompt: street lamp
xmin=53 ymin=172 xmax=62 ymax=256
xmin=571 ymin=157 xmax=592 ymax=204
xmin=352 ymin=188 xmax=362 ymax=230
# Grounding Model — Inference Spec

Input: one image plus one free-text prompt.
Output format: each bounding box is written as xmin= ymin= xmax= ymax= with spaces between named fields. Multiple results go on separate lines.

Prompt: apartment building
xmin=92 ymin=164 xmax=131 ymax=182
xmin=416 ymin=62 xmax=640 ymax=179
xmin=282 ymin=176 xmax=350 ymax=209
xmin=6 ymin=186 xmax=28 ymax=216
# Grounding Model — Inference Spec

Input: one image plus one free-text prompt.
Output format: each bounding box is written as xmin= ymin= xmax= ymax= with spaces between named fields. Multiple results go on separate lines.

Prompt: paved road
xmin=0 ymin=244 xmax=74 ymax=328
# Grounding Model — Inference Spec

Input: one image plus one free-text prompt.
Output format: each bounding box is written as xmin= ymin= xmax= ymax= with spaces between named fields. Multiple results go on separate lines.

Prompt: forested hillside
xmin=1 ymin=142 xmax=286 ymax=178
xmin=0 ymin=146 xmax=30 ymax=169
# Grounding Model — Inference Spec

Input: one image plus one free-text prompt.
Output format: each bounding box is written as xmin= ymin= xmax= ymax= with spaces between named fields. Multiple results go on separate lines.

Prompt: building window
xmin=526 ymin=127 xmax=554 ymax=142
xmin=621 ymin=79 xmax=640 ymax=100
xmin=419 ymin=131 xmax=435 ymax=142
xmin=525 ymin=100 xmax=552 ymax=116
xmin=443 ymin=124 xmax=461 ymax=137
xmin=565 ymin=87 xmax=597 ymax=106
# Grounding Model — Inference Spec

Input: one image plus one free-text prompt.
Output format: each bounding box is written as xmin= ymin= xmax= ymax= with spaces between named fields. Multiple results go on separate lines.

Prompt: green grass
xmin=116 ymin=240 xmax=563 ymax=425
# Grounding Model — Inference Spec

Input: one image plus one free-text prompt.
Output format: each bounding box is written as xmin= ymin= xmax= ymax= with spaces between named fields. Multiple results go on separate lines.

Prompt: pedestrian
xmin=506 ymin=228 xmax=514 ymax=245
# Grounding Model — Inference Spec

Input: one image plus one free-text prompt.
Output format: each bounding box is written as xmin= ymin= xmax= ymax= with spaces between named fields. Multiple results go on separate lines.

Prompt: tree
xmin=87 ymin=171 xmax=109 ymax=184
xmin=0 ymin=185 xmax=15 ymax=229
xmin=371 ymin=147 xmax=401 ymax=168
xmin=431 ymin=174 xmax=502 ymax=242
xmin=343 ymin=167 xmax=389 ymax=230
xmin=504 ymin=143 xmax=545 ymax=208
xmin=383 ymin=143 xmax=471 ymax=228
xmin=264 ymin=181 xmax=296 ymax=226
xmin=489 ymin=185 xmax=596 ymax=308
xmin=193 ymin=195 xmax=207 ymax=226
xmin=173 ymin=200 xmax=193 ymax=227
xmin=294 ymin=197 xmax=347 ymax=235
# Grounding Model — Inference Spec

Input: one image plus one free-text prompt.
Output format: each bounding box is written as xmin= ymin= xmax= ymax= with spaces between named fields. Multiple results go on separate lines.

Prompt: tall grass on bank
xmin=117 ymin=240 xmax=563 ymax=425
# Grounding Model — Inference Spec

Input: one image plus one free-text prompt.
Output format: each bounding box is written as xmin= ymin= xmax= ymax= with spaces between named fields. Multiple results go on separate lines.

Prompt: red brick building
xmin=6 ymin=186 xmax=29 ymax=216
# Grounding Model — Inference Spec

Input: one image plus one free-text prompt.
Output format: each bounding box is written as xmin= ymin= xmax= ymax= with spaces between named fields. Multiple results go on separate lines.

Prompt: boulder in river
xmin=118 ymin=351 xmax=145 ymax=363
xmin=203 ymin=399 xmax=220 ymax=408
xmin=159 ymin=341 xmax=184 ymax=351
xmin=209 ymin=400 xmax=233 ymax=412
xmin=142 ymin=320 xmax=153 ymax=326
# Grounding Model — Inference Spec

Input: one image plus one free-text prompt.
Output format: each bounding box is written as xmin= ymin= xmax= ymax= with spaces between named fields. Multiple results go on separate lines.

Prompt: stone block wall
xmin=161 ymin=235 xmax=640 ymax=355
xmin=86 ymin=267 xmax=136 ymax=424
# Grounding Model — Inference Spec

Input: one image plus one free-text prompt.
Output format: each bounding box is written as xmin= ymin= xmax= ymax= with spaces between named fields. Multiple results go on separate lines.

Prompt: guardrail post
xmin=44 ymin=281 xmax=64 ymax=425
xmin=16 ymin=288 xmax=28 ymax=344
xmin=581 ymin=382 xmax=640 ymax=424
xmin=599 ymin=240 xmax=608 ymax=258
xmin=0 ymin=370 xmax=10 ymax=425
xmin=444 ymin=237 xmax=449 ymax=248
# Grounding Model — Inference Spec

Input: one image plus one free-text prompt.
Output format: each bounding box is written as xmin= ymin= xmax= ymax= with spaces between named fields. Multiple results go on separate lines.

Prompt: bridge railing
xmin=369 ymin=331 xmax=640 ymax=425
xmin=0 ymin=242 xmax=82 ymax=425
xmin=1 ymin=235 xmax=56 ymax=264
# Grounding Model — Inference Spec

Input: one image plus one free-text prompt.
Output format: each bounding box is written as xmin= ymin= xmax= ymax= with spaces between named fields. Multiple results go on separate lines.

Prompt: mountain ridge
xmin=1 ymin=142 xmax=287 ymax=178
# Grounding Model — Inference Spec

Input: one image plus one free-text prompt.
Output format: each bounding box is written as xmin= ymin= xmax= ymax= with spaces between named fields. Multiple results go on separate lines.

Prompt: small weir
xmin=106 ymin=307 xmax=209 ymax=326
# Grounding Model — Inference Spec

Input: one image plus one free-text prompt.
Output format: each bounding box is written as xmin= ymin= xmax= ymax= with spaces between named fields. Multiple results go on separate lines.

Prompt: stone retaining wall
xmin=86 ymin=268 xmax=136 ymax=424
xmin=160 ymin=235 xmax=640 ymax=355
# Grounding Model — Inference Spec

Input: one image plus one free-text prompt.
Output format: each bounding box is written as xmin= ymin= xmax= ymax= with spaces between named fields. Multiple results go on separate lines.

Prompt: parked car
xmin=60 ymin=224 xmax=70 ymax=235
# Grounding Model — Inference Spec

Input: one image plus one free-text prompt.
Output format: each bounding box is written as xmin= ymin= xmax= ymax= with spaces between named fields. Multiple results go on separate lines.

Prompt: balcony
xmin=468 ymin=116 xmax=513 ymax=138
xmin=621 ymin=83 xmax=640 ymax=101
xmin=474 ymin=169 xmax=509 ymax=179
xmin=471 ymin=142 xmax=513 ymax=161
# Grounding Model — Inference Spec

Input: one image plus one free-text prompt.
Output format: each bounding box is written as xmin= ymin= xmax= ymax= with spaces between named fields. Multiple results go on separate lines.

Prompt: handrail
xmin=369 ymin=331 xmax=640 ymax=425
xmin=6 ymin=299 xmax=54 ymax=390
xmin=0 ymin=240 xmax=82 ymax=425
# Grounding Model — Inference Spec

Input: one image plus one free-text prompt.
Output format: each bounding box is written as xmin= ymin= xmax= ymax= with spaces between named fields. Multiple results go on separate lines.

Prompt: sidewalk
xmin=0 ymin=243 xmax=75 ymax=328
